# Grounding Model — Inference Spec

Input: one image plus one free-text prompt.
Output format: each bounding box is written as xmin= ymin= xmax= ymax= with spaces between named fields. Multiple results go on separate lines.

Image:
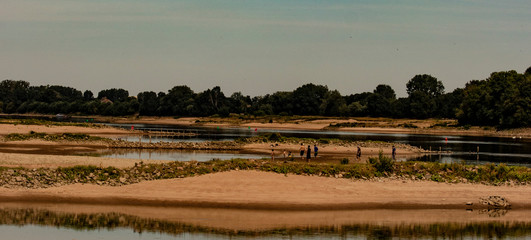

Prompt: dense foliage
xmin=457 ymin=70 xmax=530 ymax=128
xmin=1 ymin=67 xmax=529 ymax=128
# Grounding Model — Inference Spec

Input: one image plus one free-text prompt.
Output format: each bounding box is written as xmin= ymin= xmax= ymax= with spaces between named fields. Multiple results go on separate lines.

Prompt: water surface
xmin=1 ymin=205 xmax=530 ymax=239
xmin=106 ymin=123 xmax=531 ymax=166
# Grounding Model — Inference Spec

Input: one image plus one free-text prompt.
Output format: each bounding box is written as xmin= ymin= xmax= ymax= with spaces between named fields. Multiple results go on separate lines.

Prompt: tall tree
xmin=138 ymin=91 xmax=159 ymax=116
xmin=195 ymin=86 xmax=228 ymax=116
xmin=457 ymin=70 xmax=530 ymax=128
xmin=406 ymin=74 xmax=444 ymax=119
xmin=292 ymin=83 xmax=328 ymax=115
xmin=319 ymin=90 xmax=347 ymax=116
xmin=97 ymin=88 xmax=129 ymax=102
xmin=367 ymin=84 xmax=396 ymax=117
xmin=374 ymin=84 xmax=396 ymax=100
xmin=0 ymin=80 xmax=30 ymax=113
xmin=83 ymin=90 xmax=94 ymax=100
xmin=159 ymin=86 xmax=195 ymax=115
xmin=525 ymin=66 xmax=531 ymax=76
xmin=406 ymin=74 xmax=444 ymax=97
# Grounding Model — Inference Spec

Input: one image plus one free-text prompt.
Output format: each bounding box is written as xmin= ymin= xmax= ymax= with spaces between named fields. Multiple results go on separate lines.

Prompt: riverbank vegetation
xmin=3 ymin=132 xmax=108 ymax=142
xmin=1 ymin=158 xmax=529 ymax=188
xmin=1 ymin=67 xmax=529 ymax=128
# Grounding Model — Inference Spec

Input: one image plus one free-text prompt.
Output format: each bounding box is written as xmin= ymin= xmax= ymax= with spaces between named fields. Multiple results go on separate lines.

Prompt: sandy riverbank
xmin=0 ymin=123 xmax=130 ymax=137
xmin=0 ymin=122 xmax=427 ymax=160
xmin=109 ymin=116 xmax=531 ymax=138
xmin=1 ymin=170 xmax=530 ymax=210
xmin=0 ymin=152 xmax=164 ymax=169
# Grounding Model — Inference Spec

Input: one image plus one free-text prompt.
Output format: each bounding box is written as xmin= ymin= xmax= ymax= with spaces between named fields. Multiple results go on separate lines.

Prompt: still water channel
xmin=105 ymin=123 xmax=531 ymax=166
xmin=1 ymin=206 xmax=530 ymax=240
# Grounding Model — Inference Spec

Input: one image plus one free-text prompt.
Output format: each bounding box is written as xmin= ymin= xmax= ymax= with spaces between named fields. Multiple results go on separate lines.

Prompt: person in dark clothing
xmin=356 ymin=146 xmax=361 ymax=160
xmin=314 ymin=144 xmax=318 ymax=158
xmin=306 ymin=145 xmax=311 ymax=161
xmin=392 ymin=145 xmax=396 ymax=160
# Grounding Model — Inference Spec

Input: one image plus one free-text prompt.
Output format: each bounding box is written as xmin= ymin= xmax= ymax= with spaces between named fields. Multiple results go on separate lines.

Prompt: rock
xmin=479 ymin=196 xmax=511 ymax=208
xmin=466 ymin=202 xmax=473 ymax=205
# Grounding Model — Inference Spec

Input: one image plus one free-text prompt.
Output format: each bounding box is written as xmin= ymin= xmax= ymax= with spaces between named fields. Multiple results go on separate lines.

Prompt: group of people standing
xmin=299 ymin=143 xmax=318 ymax=161
xmin=271 ymin=143 xmax=318 ymax=161
xmin=272 ymin=143 xmax=397 ymax=161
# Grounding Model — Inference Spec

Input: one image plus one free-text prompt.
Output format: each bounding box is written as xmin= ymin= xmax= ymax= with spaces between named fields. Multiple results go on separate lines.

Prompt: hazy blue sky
xmin=1 ymin=0 xmax=530 ymax=97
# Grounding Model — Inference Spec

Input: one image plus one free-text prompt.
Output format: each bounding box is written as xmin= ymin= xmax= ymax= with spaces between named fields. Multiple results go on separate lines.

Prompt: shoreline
xmin=110 ymin=116 xmax=531 ymax=139
xmin=1 ymin=170 xmax=530 ymax=210
xmin=2 ymin=114 xmax=530 ymax=139
xmin=2 ymin=203 xmax=530 ymax=234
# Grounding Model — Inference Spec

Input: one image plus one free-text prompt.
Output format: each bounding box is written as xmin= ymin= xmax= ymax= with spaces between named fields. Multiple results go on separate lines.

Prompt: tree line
xmin=1 ymin=67 xmax=530 ymax=128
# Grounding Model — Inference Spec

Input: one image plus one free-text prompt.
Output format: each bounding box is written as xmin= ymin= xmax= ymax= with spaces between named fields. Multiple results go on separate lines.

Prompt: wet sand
xmin=0 ymin=152 xmax=163 ymax=169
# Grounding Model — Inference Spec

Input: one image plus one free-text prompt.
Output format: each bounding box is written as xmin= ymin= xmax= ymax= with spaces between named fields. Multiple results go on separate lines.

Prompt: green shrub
xmin=430 ymin=174 xmax=444 ymax=182
xmin=368 ymin=151 xmax=394 ymax=173
xmin=340 ymin=158 xmax=349 ymax=165
xmin=267 ymin=132 xmax=282 ymax=141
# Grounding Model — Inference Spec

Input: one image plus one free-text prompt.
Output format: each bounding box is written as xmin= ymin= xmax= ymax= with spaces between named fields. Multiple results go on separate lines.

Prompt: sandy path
xmin=2 ymin=171 xmax=530 ymax=210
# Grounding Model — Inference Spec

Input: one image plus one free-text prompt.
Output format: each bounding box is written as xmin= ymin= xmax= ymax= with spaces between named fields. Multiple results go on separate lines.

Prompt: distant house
xmin=100 ymin=97 xmax=113 ymax=104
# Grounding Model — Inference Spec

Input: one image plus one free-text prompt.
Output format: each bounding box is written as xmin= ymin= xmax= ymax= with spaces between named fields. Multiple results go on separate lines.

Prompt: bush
xmin=368 ymin=151 xmax=394 ymax=173
xmin=340 ymin=158 xmax=349 ymax=165
xmin=267 ymin=132 xmax=282 ymax=141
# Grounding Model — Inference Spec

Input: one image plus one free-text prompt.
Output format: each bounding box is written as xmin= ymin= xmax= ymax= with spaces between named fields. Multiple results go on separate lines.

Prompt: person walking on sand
xmin=356 ymin=146 xmax=361 ymax=160
xmin=306 ymin=145 xmax=312 ymax=162
xmin=299 ymin=143 xmax=305 ymax=160
xmin=392 ymin=145 xmax=396 ymax=160
xmin=314 ymin=144 xmax=318 ymax=158
xmin=283 ymin=150 xmax=286 ymax=158
xmin=271 ymin=149 xmax=275 ymax=161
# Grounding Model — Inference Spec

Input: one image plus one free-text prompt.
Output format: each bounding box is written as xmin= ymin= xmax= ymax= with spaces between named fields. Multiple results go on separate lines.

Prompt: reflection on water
xmin=0 ymin=207 xmax=530 ymax=239
xmin=96 ymin=148 xmax=267 ymax=162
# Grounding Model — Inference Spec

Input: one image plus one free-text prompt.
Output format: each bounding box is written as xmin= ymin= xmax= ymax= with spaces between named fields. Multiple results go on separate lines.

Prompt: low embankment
xmin=1 ymin=157 xmax=529 ymax=189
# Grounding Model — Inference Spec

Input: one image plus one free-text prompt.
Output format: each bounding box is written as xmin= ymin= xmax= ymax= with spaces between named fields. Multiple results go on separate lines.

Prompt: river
xmin=1 ymin=205 xmax=529 ymax=240
xmin=104 ymin=123 xmax=531 ymax=166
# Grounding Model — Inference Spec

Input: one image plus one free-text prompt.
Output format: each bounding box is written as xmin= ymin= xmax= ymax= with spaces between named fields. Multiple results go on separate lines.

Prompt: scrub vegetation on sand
xmin=3 ymin=132 xmax=108 ymax=142
xmin=1 ymin=159 xmax=529 ymax=188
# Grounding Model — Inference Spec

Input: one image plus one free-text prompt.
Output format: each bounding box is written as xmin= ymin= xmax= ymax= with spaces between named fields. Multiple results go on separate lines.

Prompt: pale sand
xmin=0 ymin=152 xmax=164 ymax=169
xmin=2 ymin=171 xmax=530 ymax=210
xmin=2 ymin=203 xmax=529 ymax=231
xmin=0 ymin=124 xmax=130 ymax=137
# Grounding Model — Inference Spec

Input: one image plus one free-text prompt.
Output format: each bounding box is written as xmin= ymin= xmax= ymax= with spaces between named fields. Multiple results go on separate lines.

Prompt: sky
xmin=1 ymin=0 xmax=530 ymax=97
